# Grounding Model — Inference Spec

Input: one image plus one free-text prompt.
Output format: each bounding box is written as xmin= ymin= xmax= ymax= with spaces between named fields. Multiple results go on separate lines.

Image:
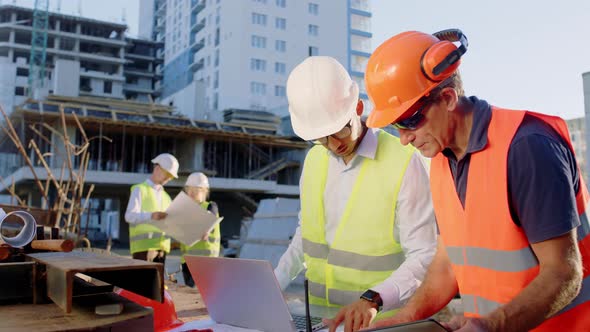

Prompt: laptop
xmin=185 ymin=256 xmax=326 ymax=332
xmin=363 ymin=319 xmax=448 ymax=332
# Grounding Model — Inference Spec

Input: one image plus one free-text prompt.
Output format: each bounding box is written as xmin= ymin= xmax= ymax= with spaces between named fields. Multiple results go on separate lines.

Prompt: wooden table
xmin=0 ymin=292 xmax=153 ymax=332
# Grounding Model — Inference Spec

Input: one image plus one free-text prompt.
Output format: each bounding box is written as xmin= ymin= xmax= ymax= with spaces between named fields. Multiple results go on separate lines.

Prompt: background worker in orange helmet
xmin=274 ymin=56 xmax=437 ymax=332
xmin=364 ymin=29 xmax=590 ymax=331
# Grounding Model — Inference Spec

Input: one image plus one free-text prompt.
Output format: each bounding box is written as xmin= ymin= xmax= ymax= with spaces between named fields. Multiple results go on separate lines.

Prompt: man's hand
xmin=201 ymin=230 xmax=210 ymax=241
xmin=441 ymin=315 xmax=494 ymax=332
xmin=325 ymin=299 xmax=378 ymax=332
xmin=151 ymin=212 xmax=167 ymax=220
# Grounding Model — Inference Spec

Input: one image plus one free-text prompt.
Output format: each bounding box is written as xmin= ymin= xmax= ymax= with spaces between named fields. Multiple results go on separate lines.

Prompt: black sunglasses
xmin=392 ymin=99 xmax=431 ymax=130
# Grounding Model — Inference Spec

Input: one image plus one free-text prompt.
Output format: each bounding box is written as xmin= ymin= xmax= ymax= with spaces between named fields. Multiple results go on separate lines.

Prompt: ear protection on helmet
xmin=420 ymin=29 xmax=468 ymax=82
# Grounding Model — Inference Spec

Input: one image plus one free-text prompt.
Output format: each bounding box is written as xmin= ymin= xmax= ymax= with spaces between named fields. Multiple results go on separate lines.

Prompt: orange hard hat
xmin=116 ymin=288 xmax=184 ymax=331
xmin=366 ymin=29 xmax=468 ymax=128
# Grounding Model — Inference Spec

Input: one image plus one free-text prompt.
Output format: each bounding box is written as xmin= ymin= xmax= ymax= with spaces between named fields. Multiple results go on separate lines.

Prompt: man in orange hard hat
xmin=364 ymin=29 xmax=590 ymax=331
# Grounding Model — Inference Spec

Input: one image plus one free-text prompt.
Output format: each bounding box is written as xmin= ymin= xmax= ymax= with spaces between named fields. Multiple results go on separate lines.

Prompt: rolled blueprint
xmin=0 ymin=209 xmax=37 ymax=248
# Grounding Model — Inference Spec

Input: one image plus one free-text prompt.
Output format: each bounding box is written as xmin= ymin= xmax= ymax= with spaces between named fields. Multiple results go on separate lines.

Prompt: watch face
xmin=361 ymin=290 xmax=378 ymax=301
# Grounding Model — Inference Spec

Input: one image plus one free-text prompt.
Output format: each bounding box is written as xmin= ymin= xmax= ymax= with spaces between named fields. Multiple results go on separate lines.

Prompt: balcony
xmin=190 ymin=57 xmax=204 ymax=72
xmin=189 ymin=38 xmax=205 ymax=53
xmin=154 ymin=17 xmax=166 ymax=32
xmin=191 ymin=0 xmax=206 ymax=15
xmin=155 ymin=0 xmax=167 ymax=17
xmin=191 ymin=18 xmax=205 ymax=34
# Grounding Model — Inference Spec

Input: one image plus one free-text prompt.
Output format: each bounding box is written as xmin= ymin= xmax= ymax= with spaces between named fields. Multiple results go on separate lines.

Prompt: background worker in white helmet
xmin=274 ymin=56 xmax=437 ymax=332
xmin=125 ymin=153 xmax=179 ymax=265
xmin=179 ymin=172 xmax=221 ymax=288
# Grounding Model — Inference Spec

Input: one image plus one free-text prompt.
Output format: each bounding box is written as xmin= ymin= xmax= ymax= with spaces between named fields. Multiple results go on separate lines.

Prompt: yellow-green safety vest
xmin=128 ymin=181 xmax=172 ymax=254
xmin=301 ymin=130 xmax=414 ymax=319
xmin=180 ymin=201 xmax=221 ymax=263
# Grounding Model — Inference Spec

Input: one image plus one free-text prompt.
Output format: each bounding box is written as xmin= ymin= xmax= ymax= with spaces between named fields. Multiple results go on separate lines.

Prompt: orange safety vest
xmin=431 ymin=107 xmax=590 ymax=331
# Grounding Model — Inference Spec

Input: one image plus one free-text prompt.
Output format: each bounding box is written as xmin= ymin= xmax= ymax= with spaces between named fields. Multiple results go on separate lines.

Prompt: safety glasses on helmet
xmin=392 ymin=100 xmax=431 ymax=130
xmin=311 ymin=120 xmax=353 ymax=145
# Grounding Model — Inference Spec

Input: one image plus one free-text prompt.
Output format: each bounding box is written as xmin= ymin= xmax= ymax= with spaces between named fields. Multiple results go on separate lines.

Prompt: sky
xmin=9 ymin=0 xmax=590 ymax=119
xmin=371 ymin=0 xmax=590 ymax=119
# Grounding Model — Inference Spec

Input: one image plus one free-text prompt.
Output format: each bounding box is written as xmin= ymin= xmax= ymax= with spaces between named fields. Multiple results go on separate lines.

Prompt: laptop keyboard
xmin=292 ymin=314 xmax=324 ymax=331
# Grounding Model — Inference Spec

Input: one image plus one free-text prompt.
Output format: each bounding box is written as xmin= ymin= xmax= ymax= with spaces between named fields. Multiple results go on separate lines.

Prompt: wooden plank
xmin=0 ymin=292 xmax=154 ymax=332
xmin=28 ymin=251 xmax=161 ymax=271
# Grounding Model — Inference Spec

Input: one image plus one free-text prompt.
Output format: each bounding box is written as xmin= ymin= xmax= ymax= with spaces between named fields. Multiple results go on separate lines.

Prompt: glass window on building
xmin=275 ymin=85 xmax=286 ymax=97
xmin=351 ymin=55 xmax=369 ymax=73
xmin=275 ymin=17 xmax=286 ymax=30
xmin=104 ymin=81 xmax=112 ymax=94
xmin=275 ymin=62 xmax=286 ymax=74
xmin=251 ymin=35 xmax=267 ymax=48
xmin=250 ymin=58 xmax=267 ymax=72
xmin=351 ymin=35 xmax=371 ymax=53
xmin=351 ymin=0 xmax=370 ymax=11
xmin=351 ymin=14 xmax=371 ymax=32
xmin=276 ymin=0 xmax=286 ymax=8
xmin=308 ymin=3 xmax=319 ymax=15
xmin=14 ymin=86 xmax=25 ymax=96
xmin=250 ymin=82 xmax=267 ymax=95
xmin=252 ymin=13 xmax=267 ymax=26
xmin=275 ymin=40 xmax=286 ymax=52
xmin=308 ymin=46 xmax=319 ymax=56
xmin=214 ymin=71 xmax=219 ymax=88
xmin=308 ymin=24 xmax=319 ymax=36
xmin=253 ymin=0 xmax=267 ymax=3
xmin=213 ymin=92 xmax=219 ymax=110
xmin=215 ymin=49 xmax=220 ymax=67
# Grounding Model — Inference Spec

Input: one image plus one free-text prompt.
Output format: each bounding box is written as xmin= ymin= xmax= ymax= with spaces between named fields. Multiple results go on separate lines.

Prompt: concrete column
xmin=50 ymin=122 xmax=78 ymax=169
xmin=176 ymin=136 xmax=204 ymax=173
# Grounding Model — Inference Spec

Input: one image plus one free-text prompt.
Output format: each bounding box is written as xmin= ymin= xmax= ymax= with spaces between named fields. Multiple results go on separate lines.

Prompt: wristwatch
xmin=360 ymin=289 xmax=383 ymax=311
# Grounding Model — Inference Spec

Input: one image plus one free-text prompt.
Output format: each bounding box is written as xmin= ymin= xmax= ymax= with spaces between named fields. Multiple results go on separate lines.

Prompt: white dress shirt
xmin=274 ymin=128 xmax=437 ymax=311
xmin=125 ymin=179 xmax=167 ymax=224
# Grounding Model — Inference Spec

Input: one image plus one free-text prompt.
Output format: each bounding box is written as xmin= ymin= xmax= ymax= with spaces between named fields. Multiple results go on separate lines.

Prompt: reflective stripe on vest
xmin=180 ymin=201 xmax=222 ymax=263
xmin=431 ymin=108 xmax=590 ymax=330
xmin=301 ymin=130 xmax=414 ymax=315
xmin=302 ymin=238 xmax=406 ymax=272
xmin=129 ymin=181 xmax=171 ymax=254
xmin=129 ymin=232 xmax=165 ymax=242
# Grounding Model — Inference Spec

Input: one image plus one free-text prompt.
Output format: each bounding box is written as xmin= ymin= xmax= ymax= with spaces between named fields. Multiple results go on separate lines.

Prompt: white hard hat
xmin=151 ymin=153 xmax=179 ymax=178
xmin=286 ymin=56 xmax=359 ymax=141
xmin=185 ymin=172 xmax=209 ymax=189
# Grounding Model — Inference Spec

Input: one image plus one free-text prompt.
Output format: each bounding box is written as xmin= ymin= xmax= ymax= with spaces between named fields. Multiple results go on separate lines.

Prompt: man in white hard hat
xmin=274 ymin=56 xmax=437 ymax=332
xmin=125 ymin=153 xmax=179 ymax=264
xmin=179 ymin=172 xmax=222 ymax=287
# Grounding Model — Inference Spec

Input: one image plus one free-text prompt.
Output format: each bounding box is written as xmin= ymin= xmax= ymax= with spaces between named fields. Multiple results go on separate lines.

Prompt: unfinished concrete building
xmin=0 ymin=5 xmax=163 ymax=112
xmin=0 ymin=95 xmax=306 ymax=248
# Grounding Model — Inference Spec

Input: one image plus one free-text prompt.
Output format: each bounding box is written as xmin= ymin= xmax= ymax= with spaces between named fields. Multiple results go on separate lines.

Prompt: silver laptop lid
xmin=185 ymin=256 xmax=297 ymax=332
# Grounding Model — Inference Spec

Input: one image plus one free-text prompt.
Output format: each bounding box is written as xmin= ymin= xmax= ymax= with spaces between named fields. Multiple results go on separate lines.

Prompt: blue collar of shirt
xmin=442 ymin=96 xmax=492 ymax=160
